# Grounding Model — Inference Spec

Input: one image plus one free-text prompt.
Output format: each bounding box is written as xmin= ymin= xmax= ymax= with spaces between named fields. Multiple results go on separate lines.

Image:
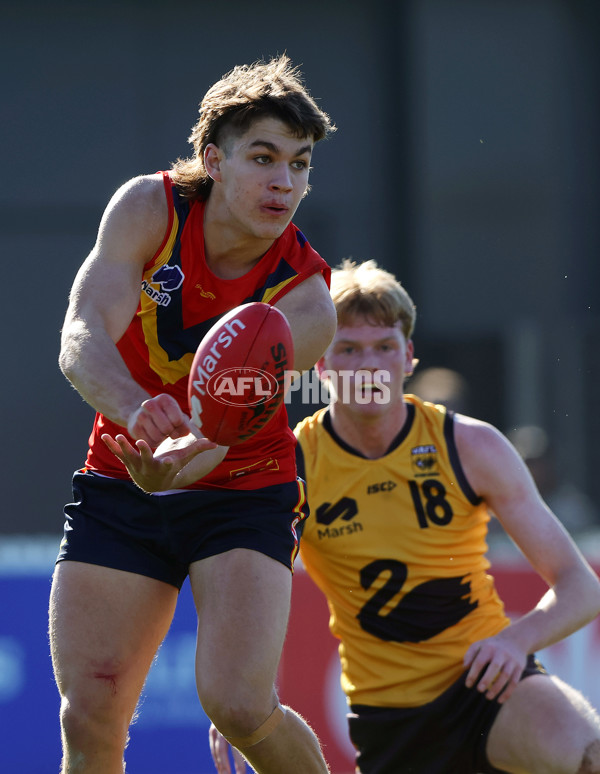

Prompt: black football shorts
xmin=56 ymin=470 xmax=308 ymax=588
xmin=348 ymin=654 xmax=547 ymax=774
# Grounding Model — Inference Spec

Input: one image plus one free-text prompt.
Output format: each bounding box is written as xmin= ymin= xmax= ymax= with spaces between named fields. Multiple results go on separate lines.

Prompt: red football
xmin=188 ymin=302 xmax=294 ymax=445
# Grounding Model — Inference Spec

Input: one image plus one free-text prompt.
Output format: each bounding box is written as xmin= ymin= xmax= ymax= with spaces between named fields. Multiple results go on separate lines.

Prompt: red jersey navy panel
xmin=85 ymin=172 xmax=330 ymax=489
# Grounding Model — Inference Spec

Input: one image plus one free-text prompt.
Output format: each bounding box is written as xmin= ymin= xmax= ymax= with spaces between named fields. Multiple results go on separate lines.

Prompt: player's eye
xmin=254 ymin=155 xmax=271 ymax=164
xmin=292 ymin=160 xmax=308 ymax=170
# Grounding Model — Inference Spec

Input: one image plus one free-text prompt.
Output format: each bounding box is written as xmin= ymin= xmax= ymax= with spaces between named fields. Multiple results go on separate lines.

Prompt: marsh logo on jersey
xmin=315 ymin=497 xmax=364 ymax=539
xmin=411 ymin=444 xmax=439 ymax=477
xmin=141 ymin=264 xmax=185 ymax=307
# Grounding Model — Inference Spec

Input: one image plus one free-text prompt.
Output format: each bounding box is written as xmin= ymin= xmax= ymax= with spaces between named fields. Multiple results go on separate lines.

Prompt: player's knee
xmin=203 ymin=698 xmax=260 ymax=739
xmin=60 ymin=692 xmax=129 ymax=751
xmin=203 ymin=690 xmax=281 ymax=744
xmin=199 ymin=674 xmax=258 ymax=728
xmin=222 ymin=704 xmax=286 ymax=750
xmin=578 ymin=739 xmax=600 ymax=773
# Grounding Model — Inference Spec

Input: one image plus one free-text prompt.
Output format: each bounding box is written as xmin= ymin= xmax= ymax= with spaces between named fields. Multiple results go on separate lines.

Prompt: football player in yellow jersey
xmin=287 ymin=260 xmax=600 ymax=774
xmin=113 ymin=260 xmax=600 ymax=773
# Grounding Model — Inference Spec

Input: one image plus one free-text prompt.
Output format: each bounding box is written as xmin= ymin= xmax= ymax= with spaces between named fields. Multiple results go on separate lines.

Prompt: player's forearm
xmin=504 ymin=563 xmax=600 ymax=654
xmin=59 ymin=320 xmax=149 ymax=427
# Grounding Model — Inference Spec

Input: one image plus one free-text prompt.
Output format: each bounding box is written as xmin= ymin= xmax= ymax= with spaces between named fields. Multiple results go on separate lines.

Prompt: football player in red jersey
xmin=52 ymin=56 xmax=336 ymax=774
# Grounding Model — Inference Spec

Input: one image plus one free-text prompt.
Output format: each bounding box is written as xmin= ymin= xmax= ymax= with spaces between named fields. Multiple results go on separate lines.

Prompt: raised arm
xmin=455 ymin=415 xmax=600 ymax=700
xmin=59 ymin=175 xmax=192 ymax=445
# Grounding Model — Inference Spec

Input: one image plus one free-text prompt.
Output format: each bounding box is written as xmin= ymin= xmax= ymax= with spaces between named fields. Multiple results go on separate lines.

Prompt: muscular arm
xmin=455 ymin=416 xmax=600 ymax=699
xmin=59 ymin=175 xmax=191 ymax=445
xmin=275 ymin=272 xmax=337 ymax=373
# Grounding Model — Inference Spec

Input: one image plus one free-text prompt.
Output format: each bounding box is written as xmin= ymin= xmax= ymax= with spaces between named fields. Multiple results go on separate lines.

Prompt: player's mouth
xmin=357 ymin=382 xmax=384 ymax=399
xmin=261 ymin=201 xmax=290 ymax=216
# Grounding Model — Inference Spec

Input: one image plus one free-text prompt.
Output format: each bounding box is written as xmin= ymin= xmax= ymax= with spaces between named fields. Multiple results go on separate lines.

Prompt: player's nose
xmin=358 ymin=348 xmax=381 ymax=370
xmin=269 ymin=164 xmax=293 ymax=192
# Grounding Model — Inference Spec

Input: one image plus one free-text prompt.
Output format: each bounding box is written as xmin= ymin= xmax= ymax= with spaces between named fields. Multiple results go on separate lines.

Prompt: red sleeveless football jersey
xmin=85 ymin=171 xmax=330 ymax=489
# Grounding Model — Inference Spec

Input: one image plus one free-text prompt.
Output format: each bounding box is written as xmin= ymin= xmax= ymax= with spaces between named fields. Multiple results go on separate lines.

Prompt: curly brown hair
xmin=171 ymin=55 xmax=335 ymax=201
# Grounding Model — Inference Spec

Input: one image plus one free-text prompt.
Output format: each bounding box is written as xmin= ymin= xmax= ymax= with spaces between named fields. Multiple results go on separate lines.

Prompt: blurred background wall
xmin=2 ymin=2 xmax=600 ymax=772
xmin=2 ymin=0 xmax=599 ymax=536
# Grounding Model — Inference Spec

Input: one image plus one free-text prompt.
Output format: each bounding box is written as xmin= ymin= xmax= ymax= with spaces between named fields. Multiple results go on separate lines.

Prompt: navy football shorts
xmin=56 ymin=470 xmax=308 ymax=589
xmin=348 ymin=654 xmax=547 ymax=774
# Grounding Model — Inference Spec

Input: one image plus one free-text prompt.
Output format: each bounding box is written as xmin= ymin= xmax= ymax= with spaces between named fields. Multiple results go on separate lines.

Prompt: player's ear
xmin=315 ymin=357 xmax=327 ymax=380
xmin=204 ymin=144 xmax=223 ymax=182
xmin=405 ymin=340 xmax=418 ymax=377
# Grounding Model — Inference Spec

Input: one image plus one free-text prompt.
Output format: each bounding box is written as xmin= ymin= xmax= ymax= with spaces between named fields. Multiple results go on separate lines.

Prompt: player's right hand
xmin=463 ymin=631 xmax=526 ymax=703
xmin=127 ymin=394 xmax=192 ymax=446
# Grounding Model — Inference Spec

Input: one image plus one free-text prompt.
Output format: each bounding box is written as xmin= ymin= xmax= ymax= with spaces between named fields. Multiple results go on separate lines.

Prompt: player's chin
xmin=256 ymin=225 xmax=289 ymax=242
xmin=253 ymin=214 xmax=293 ymax=239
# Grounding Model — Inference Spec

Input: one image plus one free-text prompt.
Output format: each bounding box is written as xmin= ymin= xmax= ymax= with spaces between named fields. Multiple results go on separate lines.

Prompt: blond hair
xmin=330 ymin=259 xmax=416 ymax=339
xmin=171 ymin=55 xmax=335 ymax=200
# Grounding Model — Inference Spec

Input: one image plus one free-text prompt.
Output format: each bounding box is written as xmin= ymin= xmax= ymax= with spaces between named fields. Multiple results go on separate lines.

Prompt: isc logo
xmin=206 ymin=367 xmax=279 ymax=407
xmin=367 ymin=481 xmax=397 ymax=494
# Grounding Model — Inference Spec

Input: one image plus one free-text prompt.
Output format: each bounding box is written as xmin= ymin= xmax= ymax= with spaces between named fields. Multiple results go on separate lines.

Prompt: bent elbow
xmin=579 ymin=566 xmax=600 ymax=624
xmin=58 ymin=320 xmax=90 ymax=383
xmin=58 ymin=354 xmax=80 ymax=391
xmin=591 ymin=573 xmax=600 ymax=619
xmin=58 ymin=348 xmax=73 ymax=380
xmin=58 ymin=335 xmax=85 ymax=386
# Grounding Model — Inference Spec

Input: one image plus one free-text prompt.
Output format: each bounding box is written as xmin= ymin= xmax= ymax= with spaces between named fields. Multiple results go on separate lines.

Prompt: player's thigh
xmin=190 ymin=548 xmax=292 ymax=702
xmin=486 ymin=673 xmax=600 ymax=773
xmin=50 ymin=560 xmax=178 ymax=709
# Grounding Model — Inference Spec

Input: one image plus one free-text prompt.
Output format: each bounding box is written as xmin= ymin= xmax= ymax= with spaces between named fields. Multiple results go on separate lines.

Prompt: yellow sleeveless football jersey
xmin=295 ymin=395 xmax=510 ymax=708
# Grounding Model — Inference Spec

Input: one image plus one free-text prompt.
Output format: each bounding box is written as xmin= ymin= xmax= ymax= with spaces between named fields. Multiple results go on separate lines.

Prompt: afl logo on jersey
xmin=411 ymin=444 xmax=439 ymax=477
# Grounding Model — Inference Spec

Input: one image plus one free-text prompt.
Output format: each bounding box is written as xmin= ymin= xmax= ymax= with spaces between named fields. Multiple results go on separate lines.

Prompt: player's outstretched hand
xmin=463 ymin=631 xmax=527 ymax=704
xmin=127 ymin=393 xmax=192 ymax=446
xmin=209 ymin=724 xmax=248 ymax=774
xmin=101 ymin=431 xmax=217 ymax=493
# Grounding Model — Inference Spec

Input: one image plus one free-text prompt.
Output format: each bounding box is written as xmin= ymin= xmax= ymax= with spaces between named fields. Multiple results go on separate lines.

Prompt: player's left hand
xmin=208 ymin=724 xmax=248 ymax=774
xmin=463 ymin=631 xmax=527 ymax=703
xmin=101 ymin=431 xmax=217 ymax=493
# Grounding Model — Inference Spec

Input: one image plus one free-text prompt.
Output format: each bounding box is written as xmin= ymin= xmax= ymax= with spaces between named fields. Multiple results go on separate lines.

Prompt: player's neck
xmin=202 ymin=201 xmax=275 ymax=280
xmin=329 ymin=400 xmax=409 ymax=459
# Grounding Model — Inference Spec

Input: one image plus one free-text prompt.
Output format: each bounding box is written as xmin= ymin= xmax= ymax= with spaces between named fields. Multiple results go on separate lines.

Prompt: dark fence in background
xmin=1 ymin=0 xmax=599 ymax=534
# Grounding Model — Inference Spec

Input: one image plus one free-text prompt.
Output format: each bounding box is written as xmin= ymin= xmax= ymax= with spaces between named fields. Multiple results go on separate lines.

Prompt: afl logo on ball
xmin=206 ymin=367 xmax=279 ymax=407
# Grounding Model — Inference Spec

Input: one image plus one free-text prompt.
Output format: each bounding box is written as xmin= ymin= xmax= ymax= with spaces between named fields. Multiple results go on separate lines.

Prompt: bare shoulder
xmin=106 ymin=173 xmax=166 ymax=211
xmin=453 ymin=413 xmax=528 ymax=498
xmin=97 ymin=173 xmax=169 ymax=258
xmin=276 ymin=271 xmax=335 ymax=314
xmin=453 ymin=413 xmax=507 ymax=454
